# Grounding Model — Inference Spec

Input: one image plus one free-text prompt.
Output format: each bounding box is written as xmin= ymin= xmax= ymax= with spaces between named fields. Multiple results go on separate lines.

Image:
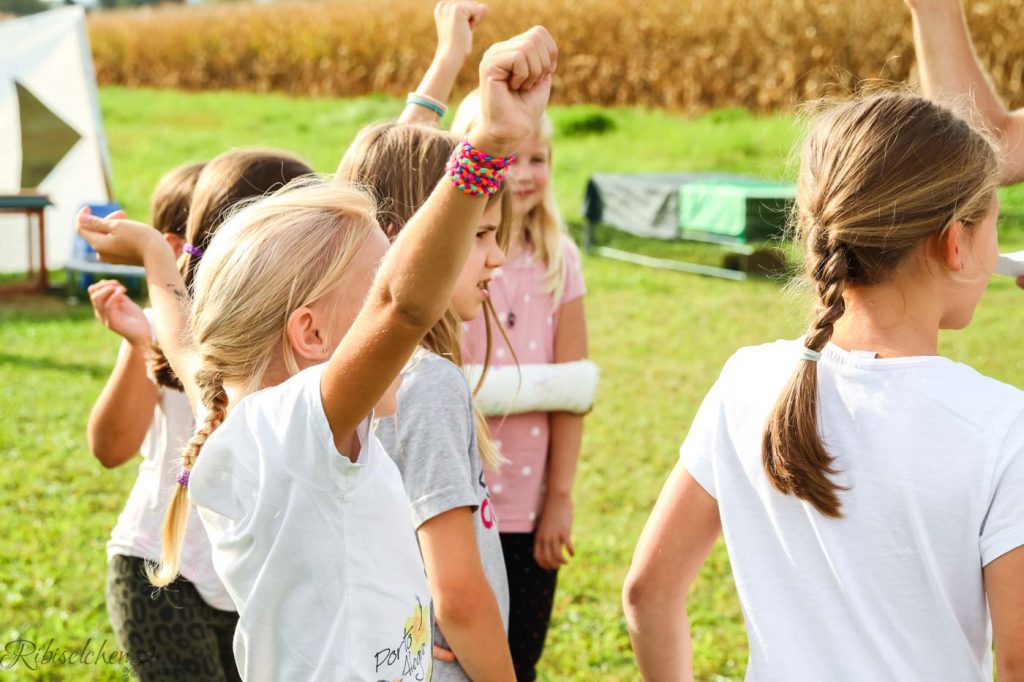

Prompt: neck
xmin=221 ymin=354 xmax=293 ymax=410
xmin=828 ymin=278 xmax=943 ymax=358
xmin=223 ymin=380 xmax=248 ymax=411
xmin=508 ymin=215 xmax=530 ymax=258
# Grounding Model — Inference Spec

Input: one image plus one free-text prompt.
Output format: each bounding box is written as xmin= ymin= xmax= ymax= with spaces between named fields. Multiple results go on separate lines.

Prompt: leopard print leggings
xmin=106 ymin=554 xmax=241 ymax=682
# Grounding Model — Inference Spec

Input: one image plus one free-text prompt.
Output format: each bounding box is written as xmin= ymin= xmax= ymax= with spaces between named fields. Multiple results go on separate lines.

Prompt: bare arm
xmin=535 ymin=295 xmax=587 ymax=570
xmin=986 ymin=546 xmax=1024 ymax=681
xmin=321 ymin=28 xmax=557 ymax=447
xmin=623 ymin=463 xmax=721 ymax=681
xmin=75 ymin=210 xmax=202 ymax=409
xmin=86 ymin=281 xmax=158 ymax=467
xmin=398 ymin=1 xmax=486 ymax=126
xmin=907 ymin=0 xmax=1024 ymax=183
xmin=418 ymin=507 xmax=515 ymax=680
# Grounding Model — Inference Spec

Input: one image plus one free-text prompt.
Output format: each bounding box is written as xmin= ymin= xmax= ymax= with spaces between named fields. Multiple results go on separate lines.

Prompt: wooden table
xmin=0 ymin=194 xmax=52 ymax=295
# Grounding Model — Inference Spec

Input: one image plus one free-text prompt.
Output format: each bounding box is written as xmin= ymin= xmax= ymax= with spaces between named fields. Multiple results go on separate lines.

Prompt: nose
xmin=487 ymin=240 xmax=506 ymax=268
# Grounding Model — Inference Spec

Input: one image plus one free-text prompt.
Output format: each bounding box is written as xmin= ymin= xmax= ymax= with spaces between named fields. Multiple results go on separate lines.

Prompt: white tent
xmin=0 ymin=7 xmax=112 ymax=273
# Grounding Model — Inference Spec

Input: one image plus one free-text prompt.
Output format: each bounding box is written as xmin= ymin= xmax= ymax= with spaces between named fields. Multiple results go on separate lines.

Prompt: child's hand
xmin=76 ymin=207 xmax=166 ymax=266
xmin=471 ymin=26 xmax=557 ymax=157
xmin=88 ymin=279 xmax=151 ymax=348
xmin=434 ymin=0 xmax=486 ymax=65
xmin=534 ymin=493 xmax=575 ymax=571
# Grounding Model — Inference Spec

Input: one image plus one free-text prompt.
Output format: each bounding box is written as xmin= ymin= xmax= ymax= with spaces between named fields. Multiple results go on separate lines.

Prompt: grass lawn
xmin=2 ymin=87 xmax=1023 ymax=681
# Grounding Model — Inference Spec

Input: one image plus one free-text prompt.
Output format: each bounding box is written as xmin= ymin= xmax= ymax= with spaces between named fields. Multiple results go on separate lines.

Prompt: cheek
xmin=532 ymin=164 xmax=550 ymax=192
xmin=451 ymin=250 xmax=488 ymax=319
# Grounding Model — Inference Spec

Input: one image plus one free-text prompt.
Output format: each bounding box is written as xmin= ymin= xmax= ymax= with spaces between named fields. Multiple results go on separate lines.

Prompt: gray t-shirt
xmin=375 ymin=351 xmax=510 ymax=682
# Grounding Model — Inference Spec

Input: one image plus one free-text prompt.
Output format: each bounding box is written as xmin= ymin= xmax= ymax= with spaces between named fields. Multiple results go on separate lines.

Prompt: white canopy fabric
xmin=0 ymin=7 xmax=112 ymax=273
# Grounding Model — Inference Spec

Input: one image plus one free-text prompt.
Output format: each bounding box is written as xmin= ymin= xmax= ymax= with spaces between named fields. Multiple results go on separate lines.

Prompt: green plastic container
xmin=679 ymin=177 xmax=795 ymax=245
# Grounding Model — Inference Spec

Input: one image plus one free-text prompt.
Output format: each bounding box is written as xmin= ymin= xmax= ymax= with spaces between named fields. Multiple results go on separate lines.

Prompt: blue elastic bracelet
xmin=406 ymin=97 xmax=446 ymax=118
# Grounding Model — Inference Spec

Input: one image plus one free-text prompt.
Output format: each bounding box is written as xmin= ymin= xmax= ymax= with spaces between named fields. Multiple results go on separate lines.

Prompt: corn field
xmin=88 ymin=0 xmax=1024 ymax=112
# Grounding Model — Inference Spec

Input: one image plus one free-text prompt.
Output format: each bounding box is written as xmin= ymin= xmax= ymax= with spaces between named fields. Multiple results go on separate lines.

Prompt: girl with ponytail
xmin=624 ymin=93 xmax=1024 ymax=680
xmin=77 ymin=27 xmax=557 ymax=682
xmin=338 ymin=121 xmax=516 ymax=681
xmin=86 ymin=150 xmax=313 ymax=681
xmin=86 ymin=160 xmax=245 ymax=682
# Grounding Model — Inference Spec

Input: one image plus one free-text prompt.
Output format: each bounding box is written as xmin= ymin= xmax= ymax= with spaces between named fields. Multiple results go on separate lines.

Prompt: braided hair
xmin=761 ymin=93 xmax=999 ymax=517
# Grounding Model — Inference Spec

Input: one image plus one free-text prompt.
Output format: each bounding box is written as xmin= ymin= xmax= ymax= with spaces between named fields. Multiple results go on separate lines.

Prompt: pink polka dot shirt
xmin=462 ymin=234 xmax=586 ymax=532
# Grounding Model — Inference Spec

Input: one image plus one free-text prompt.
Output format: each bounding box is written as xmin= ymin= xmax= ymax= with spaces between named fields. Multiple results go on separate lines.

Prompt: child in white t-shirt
xmin=76 ymin=27 xmax=557 ymax=682
xmin=86 ymin=162 xmax=241 ymax=681
xmin=624 ymin=93 xmax=1024 ymax=681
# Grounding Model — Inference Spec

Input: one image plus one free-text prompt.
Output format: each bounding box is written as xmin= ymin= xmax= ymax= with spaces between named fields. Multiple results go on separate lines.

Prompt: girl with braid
xmin=77 ymin=27 xmax=556 ymax=681
xmin=624 ymin=93 xmax=1024 ymax=681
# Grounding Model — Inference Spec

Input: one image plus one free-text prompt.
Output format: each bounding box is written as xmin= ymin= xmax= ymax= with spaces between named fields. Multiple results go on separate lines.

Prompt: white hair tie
xmin=801 ymin=347 xmax=822 ymax=362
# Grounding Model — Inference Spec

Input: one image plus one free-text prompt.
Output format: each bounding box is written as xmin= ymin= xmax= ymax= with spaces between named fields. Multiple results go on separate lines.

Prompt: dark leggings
xmin=500 ymin=532 xmax=559 ymax=682
xmin=106 ymin=554 xmax=241 ymax=682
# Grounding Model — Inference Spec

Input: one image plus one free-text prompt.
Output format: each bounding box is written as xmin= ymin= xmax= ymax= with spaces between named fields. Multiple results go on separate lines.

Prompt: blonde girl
xmin=77 ymin=28 xmax=557 ymax=682
xmin=339 ymin=121 xmax=515 ymax=681
xmin=451 ymin=92 xmax=588 ymax=681
xmin=624 ymin=93 xmax=1024 ymax=681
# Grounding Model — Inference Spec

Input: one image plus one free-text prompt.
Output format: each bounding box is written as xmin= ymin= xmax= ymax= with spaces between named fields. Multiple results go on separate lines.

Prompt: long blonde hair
xmin=763 ymin=93 xmax=999 ymax=518
xmin=148 ymin=180 xmax=379 ymax=587
xmin=337 ymin=121 xmax=510 ymax=470
xmin=452 ymin=91 xmax=568 ymax=306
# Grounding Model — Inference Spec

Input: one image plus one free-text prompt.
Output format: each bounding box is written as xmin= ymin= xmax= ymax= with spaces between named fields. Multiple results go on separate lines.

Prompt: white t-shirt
xmin=189 ymin=363 xmax=432 ymax=682
xmin=105 ymin=309 xmax=234 ymax=611
xmin=681 ymin=339 xmax=1024 ymax=682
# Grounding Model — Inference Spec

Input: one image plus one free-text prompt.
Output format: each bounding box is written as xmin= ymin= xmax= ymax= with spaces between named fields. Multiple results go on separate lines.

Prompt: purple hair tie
xmin=183 ymin=243 xmax=204 ymax=259
xmin=176 ymin=469 xmax=191 ymax=488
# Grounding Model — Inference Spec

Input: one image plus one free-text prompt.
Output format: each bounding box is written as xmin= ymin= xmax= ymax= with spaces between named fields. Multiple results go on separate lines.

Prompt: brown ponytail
xmin=147 ymin=371 xmax=227 ymax=587
xmin=763 ymin=236 xmax=850 ymax=517
xmin=150 ymin=149 xmax=315 ymax=392
xmin=761 ymin=93 xmax=1000 ymax=517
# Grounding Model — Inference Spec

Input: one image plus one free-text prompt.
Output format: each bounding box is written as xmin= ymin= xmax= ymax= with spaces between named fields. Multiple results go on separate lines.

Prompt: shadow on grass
xmin=0 ymin=351 xmax=109 ymax=378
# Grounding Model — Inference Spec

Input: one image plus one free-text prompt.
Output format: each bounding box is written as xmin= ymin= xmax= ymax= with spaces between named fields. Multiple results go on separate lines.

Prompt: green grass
xmin=2 ymin=87 xmax=1023 ymax=681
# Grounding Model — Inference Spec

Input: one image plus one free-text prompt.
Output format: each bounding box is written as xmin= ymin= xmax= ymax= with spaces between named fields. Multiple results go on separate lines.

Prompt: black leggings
xmin=500 ymin=532 xmax=559 ymax=682
xmin=106 ymin=554 xmax=241 ymax=682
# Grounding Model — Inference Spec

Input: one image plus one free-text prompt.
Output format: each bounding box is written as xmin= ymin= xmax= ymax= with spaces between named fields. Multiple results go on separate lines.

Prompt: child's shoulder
xmin=205 ymin=364 xmax=329 ymax=457
xmin=931 ymin=357 xmax=1024 ymax=426
xmin=235 ymin=363 xmax=326 ymax=420
xmin=719 ymin=339 xmax=801 ymax=379
xmin=558 ymin=232 xmax=582 ymax=265
xmin=399 ymin=351 xmax=472 ymax=404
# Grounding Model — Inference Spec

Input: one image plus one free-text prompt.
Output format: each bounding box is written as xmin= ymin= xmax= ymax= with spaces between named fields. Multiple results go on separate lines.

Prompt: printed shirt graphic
xmin=189 ymin=364 xmax=431 ymax=681
xmin=461 ymin=235 xmax=586 ymax=532
xmin=377 ymin=351 xmax=509 ymax=682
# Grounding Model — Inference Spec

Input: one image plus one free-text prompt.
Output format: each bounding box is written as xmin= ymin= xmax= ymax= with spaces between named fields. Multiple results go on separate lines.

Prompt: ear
xmin=285 ymin=306 xmax=330 ymax=363
xmin=164 ymin=233 xmax=186 ymax=260
xmin=385 ymin=223 xmax=399 ymax=243
xmin=938 ymin=220 xmax=966 ymax=272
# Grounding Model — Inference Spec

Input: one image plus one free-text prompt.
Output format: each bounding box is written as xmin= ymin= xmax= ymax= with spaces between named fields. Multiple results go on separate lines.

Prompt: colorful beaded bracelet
xmin=446 ymin=142 xmax=517 ymax=197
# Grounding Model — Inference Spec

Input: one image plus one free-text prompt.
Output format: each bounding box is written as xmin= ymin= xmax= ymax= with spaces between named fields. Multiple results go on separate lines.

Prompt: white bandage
xmin=463 ymin=360 xmax=600 ymax=417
